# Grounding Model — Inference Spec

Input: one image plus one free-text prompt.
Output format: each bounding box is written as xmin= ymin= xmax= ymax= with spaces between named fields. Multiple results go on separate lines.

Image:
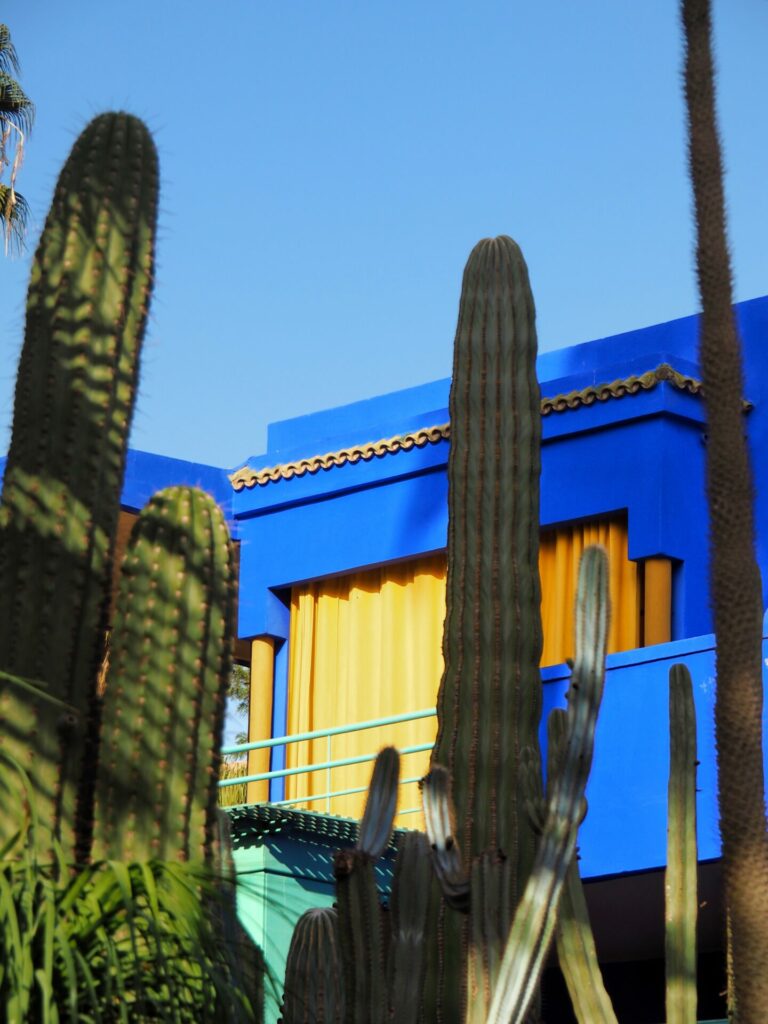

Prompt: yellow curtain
xmin=285 ymin=517 xmax=639 ymax=822
xmin=539 ymin=518 xmax=639 ymax=665
xmin=286 ymin=555 xmax=445 ymax=823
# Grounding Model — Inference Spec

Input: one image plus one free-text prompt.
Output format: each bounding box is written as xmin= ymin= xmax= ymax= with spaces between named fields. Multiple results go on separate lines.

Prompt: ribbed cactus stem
xmin=333 ymin=746 xmax=399 ymax=1024
xmin=548 ymin=711 xmax=618 ymax=1024
xmin=387 ymin=831 xmax=432 ymax=1024
xmin=281 ymin=908 xmax=345 ymax=1024
xmin=91 ymin=486 xmax=235 ymax=863
xmin=430 ymin=235 xmax=543 ymax=1020
xmin=0 ymin=112 xmax=158 ymax=859
xmin=433 ymin=233 xmax=542 ymax=861
xmin=487 ymin=545 xmax=609 ymax=1024
xmin=357 ymin=746 xmax=399 ymax=858
xmin=665 ymin=663 xmax=698 ymax=1024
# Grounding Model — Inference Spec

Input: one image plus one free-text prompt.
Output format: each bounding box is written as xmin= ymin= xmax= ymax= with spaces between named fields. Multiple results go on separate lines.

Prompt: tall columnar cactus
xmin=429 ymin=234 xmax=543 ymax=1019
xmin=682 ymin=1 xmax=768 ymax=1018
xmin=0 ymin=112 xmax=158 ymax=861
xmin=0 ymin=114 xmax=263 ymax=1020
xmin=665 ymin=663 xmax=698 ymax=1024
xmin=92 ymin=486 xmax=235 ymax=863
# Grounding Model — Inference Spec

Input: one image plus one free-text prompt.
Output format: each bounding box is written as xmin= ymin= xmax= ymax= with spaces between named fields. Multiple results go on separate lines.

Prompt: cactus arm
xmin=387 ymin=831 xmax=433 ymax=1024
xmin=333 ymin=748 xmax=399 ymax=1024
xmin=357 ymin=746 xmax=399 ymax=859
xmin=665 ymin=663 xmax=698 ymax=1024
xmin=92 ymin=486 xmax=235 ymax=863
xmin=421 ymin=765 xmax=470 ymax=911
xmin=555 ymin=859 xmax=618 ymax=1024
xmin=486 ymin=545 xmax=609 ymax=1024
xmin=537 ymin=710 xmax=616 ymax=1024
xmin=538 ymin=709 xmax=617 ymax=1024
xmin=0 ymin=112 xmax=158 ymax=859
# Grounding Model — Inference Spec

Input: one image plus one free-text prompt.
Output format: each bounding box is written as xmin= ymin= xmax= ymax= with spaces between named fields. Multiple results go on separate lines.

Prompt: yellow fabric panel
xmin=539 ymin=517 xmax=639 ymax=665
xmin=286 ymin=555 xmax=445 ymax=823
xmin=285 ymin=517 xmax=639 ymax=821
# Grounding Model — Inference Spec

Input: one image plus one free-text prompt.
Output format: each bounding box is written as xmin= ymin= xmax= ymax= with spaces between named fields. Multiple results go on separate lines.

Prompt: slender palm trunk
xmin=681 ymin=1 xmax=768 ymax=1019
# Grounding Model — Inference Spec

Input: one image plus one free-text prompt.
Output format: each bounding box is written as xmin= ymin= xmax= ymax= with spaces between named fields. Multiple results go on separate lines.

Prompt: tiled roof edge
xmin=230 ymin=364 xmax=715 ymax=491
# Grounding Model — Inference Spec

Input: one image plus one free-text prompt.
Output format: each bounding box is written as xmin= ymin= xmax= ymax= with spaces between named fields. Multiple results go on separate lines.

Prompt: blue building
xmin=83 ymin=297 xmax=768 ymax=1022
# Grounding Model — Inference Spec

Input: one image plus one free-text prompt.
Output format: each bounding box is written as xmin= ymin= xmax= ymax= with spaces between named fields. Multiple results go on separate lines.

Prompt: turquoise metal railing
xmin=219 ymin=706 xmax=437 ymax=815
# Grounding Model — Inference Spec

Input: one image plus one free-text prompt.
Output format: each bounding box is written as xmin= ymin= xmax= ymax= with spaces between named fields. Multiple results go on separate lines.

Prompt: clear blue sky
xmin=1 ymin=1 xmax=766 ymax=470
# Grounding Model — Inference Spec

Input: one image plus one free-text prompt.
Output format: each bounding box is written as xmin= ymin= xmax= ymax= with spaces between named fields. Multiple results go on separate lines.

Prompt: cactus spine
xmin=429 ymin=234 xmax=543 ymax=1019
xmin=93 ymin=486 xmax=235 ymax=863
xmin=0 ymin=112 xmax=158 ymax=860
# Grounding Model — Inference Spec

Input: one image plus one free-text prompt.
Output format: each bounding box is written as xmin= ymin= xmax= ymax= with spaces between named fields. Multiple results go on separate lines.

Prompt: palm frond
xmin=0 ymin=183 xmax=29 ymax=255
xmin=0 ymin=26 xmax=21 ymax=77
xmin=0 ymin=72 xmax=34 ymax=136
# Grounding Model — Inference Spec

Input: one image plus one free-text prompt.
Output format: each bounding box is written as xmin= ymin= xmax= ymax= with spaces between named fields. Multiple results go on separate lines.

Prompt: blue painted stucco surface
xmin=541 ymin=629 xmax=768 ymax=878
xmin=233 ymin=297 xmax=768 ymax=646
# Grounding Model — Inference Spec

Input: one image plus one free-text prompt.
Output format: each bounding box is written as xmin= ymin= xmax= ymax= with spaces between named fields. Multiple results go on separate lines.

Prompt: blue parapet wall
xmin=543 ymin=626 xmax=768 ymax=878
xmin=232 ymin=297 xmax=768 ymax=646
xmin=0 ymin=447 xmax=235 ymax=527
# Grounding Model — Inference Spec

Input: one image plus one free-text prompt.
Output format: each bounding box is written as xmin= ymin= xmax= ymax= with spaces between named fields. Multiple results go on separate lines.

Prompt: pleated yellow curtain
xmin=286 ymin=555 xmax=445 ymax=823
xmin=285 ymin=517 xmax=639 ymax=822
xmin=539 ymin=517 xmax=639 ymax=665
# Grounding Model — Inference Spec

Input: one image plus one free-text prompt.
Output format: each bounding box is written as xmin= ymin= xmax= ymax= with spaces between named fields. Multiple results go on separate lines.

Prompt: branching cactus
xmin=280 ymin=749 xmax=432 ymax=1024
xmin=0 ymin=112 xmax=158 ymax=861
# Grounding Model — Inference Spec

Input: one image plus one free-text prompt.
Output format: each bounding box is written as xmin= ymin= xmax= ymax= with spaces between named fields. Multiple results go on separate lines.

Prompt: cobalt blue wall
xmin=542 ymin=621 xmax=768 ymax=878
xmin=234 ymin=298 xmax=768 ymax=648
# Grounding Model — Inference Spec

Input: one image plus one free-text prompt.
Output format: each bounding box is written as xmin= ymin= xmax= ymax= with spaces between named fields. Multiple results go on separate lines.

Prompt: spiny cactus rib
xmin=546 ymin=711 xmax=617 ymax=1024
xmin=430 ymin=234 xmax=543 ymax=1021
xmin=333 ymin=853 xmax=386 ymax=1024
xmin=556 ymin=859 xmax=618 ymax=1024
xmin=432 ymin=233 xmax=542 ymax=862
xmin=0 ymin=112 xmax=158 ymax=859
xmin=421 ymin=766 xmax=470 ymax=910
xmin=333 ymin=748 xmax=395 ymax=1024
xmin=357 ymin=746 xmax=399 ymax=859
xmin=665 ymin=663 xmax=698 ymax=1024
xmin=387 ymin=831 xmax=433 ymax=1024
xmin=92 ymin=486 xmax=235 ymax=863
xmin=281 ymin=908 xmax=345 ymax=1024
xmin=487 ymin=545 xmax=609 ymax=1024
